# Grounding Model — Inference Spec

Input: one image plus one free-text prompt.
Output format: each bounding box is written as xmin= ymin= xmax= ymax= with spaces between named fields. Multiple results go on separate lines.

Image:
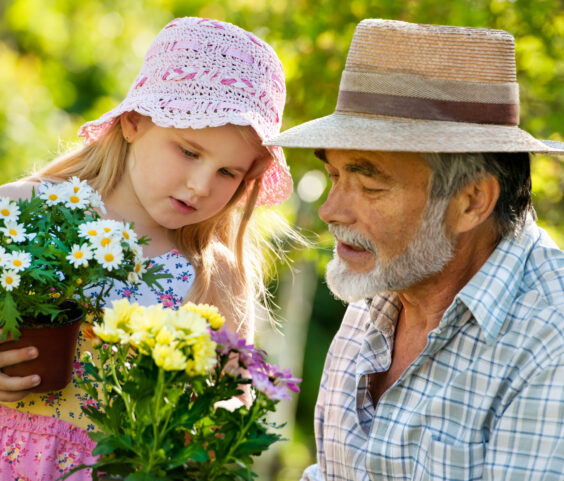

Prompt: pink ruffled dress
xmin=0 ymin=249 xmax=194 ymax=480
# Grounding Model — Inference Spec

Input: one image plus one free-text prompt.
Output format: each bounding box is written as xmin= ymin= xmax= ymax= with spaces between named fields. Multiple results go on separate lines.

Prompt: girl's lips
xmin=170 ymin=197 xmax=196 ymax=215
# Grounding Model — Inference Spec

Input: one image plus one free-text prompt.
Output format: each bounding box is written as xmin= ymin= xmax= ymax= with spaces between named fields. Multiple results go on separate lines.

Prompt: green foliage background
xmin=1 ymin=0 xmax=563 ymax=479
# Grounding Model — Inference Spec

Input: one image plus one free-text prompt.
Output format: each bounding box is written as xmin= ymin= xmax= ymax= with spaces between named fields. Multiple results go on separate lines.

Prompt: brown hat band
xmin=336 ymin=71 xmax=520 ymax=125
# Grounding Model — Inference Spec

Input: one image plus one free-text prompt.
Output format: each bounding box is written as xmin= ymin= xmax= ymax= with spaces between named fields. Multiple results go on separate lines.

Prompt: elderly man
xmin=267 ymin=19 xmax=564 ymax=481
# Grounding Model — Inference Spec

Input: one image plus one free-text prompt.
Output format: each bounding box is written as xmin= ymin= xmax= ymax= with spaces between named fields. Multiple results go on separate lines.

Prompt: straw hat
xmin=266 ymin=19 xmax=564 ymax=153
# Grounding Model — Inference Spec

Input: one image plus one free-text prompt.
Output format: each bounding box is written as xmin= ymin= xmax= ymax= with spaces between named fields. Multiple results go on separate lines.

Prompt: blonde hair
xmin=34 ymin=118 xmax=282 ymax=339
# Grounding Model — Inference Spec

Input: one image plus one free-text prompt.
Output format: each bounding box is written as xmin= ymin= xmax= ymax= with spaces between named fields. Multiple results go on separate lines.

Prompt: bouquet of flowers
xmin=68 ymin=299 xmax=301 ymax=480
xmin=0 ymin=177 xmax=165 ymax=340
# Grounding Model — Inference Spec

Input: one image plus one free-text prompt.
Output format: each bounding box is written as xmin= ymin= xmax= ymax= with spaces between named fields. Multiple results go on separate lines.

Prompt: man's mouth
xmin=338 ymin=240 xmax=367 ymax=252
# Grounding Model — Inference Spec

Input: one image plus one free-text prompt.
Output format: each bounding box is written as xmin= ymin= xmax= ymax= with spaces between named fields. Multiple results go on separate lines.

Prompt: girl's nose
xmin=186 ymin=166 xmax=213 ymax=197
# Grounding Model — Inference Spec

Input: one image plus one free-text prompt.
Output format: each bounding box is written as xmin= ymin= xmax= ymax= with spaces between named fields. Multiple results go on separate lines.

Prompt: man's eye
xmin=327 ymin=173 xmax=339 ymax=181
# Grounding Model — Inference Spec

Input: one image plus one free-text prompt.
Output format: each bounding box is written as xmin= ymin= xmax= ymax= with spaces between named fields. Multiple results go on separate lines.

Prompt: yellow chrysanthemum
xmin=181 ymin=302 xmax=225 ymax=330
xmin=152 ymin=343 xmax=187 ymax=371
xmin=184 ymin=335 xmax=217 ymax=376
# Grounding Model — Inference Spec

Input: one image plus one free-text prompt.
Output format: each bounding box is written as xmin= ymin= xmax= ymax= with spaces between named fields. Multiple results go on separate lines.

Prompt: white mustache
xmin=328 ymin=224 xmax=377 ymax=255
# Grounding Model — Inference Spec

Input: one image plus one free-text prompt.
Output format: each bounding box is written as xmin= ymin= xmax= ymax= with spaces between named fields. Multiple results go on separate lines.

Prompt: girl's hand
xmin=0 ymin=342 xmax=40 ymax=401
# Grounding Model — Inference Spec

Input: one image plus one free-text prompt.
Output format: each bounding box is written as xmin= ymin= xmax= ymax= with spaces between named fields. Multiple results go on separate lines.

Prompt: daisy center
xmin=9 ymin=228 xmax=17 ymax=236
xmin=49 ymin=194 xmax=58 ymax=201
xmin=74 ymin=251 xmax=84 ymax=259
xmin=104 ymin=253 xmax=115 ymax=262
xmin=101 ymin=238 xmax=111 ymax=247
xmin=5 ymin=277 xmax=13 ymax=285
xmin=70 ymin=195 xmax=80 ymax=204
xmin=13 ymin=260 xmax=22 ymax=267
xmin=0 ymin=209 xmax=10 ymax=216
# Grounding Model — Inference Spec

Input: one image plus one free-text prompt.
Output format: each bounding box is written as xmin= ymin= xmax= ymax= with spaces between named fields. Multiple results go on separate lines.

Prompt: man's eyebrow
xmin=344 ymin=159 xmax=393 ymax=182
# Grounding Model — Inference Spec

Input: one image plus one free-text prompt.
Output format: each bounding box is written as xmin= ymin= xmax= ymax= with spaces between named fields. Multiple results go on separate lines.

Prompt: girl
xmin=0 ymin=17 xmax=292 ymax=480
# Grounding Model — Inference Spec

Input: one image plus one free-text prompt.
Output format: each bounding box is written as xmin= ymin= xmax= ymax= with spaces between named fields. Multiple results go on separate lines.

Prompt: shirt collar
xmin=454 ymin=220 xmax=540 ymax=345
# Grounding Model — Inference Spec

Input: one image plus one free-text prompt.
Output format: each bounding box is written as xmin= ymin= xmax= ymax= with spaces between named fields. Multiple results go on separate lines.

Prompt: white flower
xmin=40 ymin=183 xmax=64 ymax=205
xmin=0 ymin=246 xmax=6 ymax=265
xmin=63 ymin=189 xmax=90 ymax=210
xmin=98 ymin=219 xmax=123 ymax=237
xmin=94 ymin=244 xmax=124 ymax=271
xmin=90 ymin=235 xmax=119 ymax=250
xmin=67 ymin=176 xmax=92 ymax=196
xmin=133 ymin=256 xmax=147 ymax=277
xmin=3 ymin=251 xmax=31 ymax=272
xmin=0 ymin=198 xmax=20 ymax=223
xmin=1 ymin=222 xmax=27 ymax=242
xmin=66 ymin=243 xmax=93 ymax=268
xmin=88 ymin=190 xmax=106 ymax=214
xmin=127 ymin=271 xmax=140 ymax=284
xmin=0 ymin=270 xmax=20 ymax=291
xmin=120 ymin=225 xmax=138 ymax=247
xmin=78 ymin=221 xmax=104 ymax=241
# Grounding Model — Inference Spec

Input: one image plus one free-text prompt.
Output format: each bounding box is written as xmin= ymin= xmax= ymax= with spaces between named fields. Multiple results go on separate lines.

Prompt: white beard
xmin=325 ymin=198 xmax=455 ymax=303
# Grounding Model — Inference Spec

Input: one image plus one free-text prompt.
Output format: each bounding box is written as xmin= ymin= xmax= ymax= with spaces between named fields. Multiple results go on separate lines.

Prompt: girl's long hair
xmin=33 ymin=118 xmax=284 ymax=339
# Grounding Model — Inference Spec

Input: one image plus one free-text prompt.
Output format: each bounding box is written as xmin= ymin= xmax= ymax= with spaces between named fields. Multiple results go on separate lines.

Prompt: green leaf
xmin=0 ymin=293 xmax=23 ymax=340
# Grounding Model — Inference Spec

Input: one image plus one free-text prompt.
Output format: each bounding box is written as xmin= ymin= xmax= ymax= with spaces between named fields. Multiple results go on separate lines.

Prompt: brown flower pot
xmin=0 ymin=308 xmax=83 ymax=393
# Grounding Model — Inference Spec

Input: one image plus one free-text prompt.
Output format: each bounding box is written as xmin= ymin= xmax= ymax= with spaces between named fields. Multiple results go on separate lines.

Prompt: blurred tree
xmin=1 ymin=1 xmax=563 ymax=479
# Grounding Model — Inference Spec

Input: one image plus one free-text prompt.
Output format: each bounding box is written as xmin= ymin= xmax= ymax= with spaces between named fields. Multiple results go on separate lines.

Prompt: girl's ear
xmin=120 ymin=112 xmax=145 ymax=142
xmin=447 ymin=175 xmax=500 ymax=235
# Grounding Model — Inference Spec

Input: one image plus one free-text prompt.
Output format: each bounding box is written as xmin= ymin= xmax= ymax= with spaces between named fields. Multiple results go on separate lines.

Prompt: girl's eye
xmin=218 ymin=168 xmax=235 ymax=178
xmin=182 ymin=148 xmax=198 ymax=158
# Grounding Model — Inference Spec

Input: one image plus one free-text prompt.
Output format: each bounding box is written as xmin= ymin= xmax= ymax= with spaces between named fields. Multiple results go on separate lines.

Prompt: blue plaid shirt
xmin=302 ymin=221 xmax=564 ymax=481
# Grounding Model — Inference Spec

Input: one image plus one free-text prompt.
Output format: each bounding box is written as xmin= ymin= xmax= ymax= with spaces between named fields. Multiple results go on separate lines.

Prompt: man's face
xmin=319 ymin=150 xmax=455 ymax=302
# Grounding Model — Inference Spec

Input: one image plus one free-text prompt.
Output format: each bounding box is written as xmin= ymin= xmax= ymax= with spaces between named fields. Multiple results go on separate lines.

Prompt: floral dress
xmin=0 ymin=249 xmax=195 ymax=480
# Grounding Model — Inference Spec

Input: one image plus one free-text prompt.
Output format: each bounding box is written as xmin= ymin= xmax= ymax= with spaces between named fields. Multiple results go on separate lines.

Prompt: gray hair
xmin=422 ymin=152 xmax=535 ymax=239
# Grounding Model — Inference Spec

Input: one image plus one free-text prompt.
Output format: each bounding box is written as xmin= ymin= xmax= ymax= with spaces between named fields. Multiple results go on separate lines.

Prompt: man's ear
xmin=448 ymin=175 xmax=500 ymax=235
xmin=120 ymin=111 xmax=146 ymax=142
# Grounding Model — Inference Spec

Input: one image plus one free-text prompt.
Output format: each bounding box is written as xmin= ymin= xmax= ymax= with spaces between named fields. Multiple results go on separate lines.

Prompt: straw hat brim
xmin=265 ymin=112 xmax=564 ymax=153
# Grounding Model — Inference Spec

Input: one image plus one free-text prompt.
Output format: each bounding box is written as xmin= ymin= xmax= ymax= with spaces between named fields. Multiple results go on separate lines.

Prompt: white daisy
xmin=98 ymin=219 xmax=123 ymax=237
xmin=0 ymin=246 xmax=6 ymax=265
xmin=1 ymin=222 xmax=27 ymax=243
xmin=0 ymin=270 xmax=20 ymax=291
xmin=4 ymin=251 xmax=32 ymax=272
xmin=133 ymin=256 xmax=147 ymax=277
xmin=67 ymin=176 xmax=92 ymax=196
xmin=40 ymin=183 xmax=64 ymax=206
xmin=78 ymin=221 xmax=104 ymax=241
xmin=94 ymin=244 xmax=124 ymax=271
xmin=0 ymin=198 xmax=20 ymax=223
xmin=66 ymin=243 xmax=93 ymax=268
xmin=120 ymin=224 xmax=138 ymax=247
xmin=127 ymin=271 xmax=140 ymax=284
xmin=63 ymin=189 xmax=89 ymax=210
xmin=91 ymin=235 xmax=119 ymax=250
xmin=88 ymin=190 xmax=106 ymax=214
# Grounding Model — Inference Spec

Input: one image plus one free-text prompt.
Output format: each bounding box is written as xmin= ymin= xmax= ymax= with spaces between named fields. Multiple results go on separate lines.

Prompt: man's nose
xmin=318 ymin=185 xmax=354 ymax=225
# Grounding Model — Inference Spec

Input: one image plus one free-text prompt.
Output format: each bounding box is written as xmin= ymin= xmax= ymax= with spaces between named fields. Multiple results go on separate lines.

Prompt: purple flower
xmin=248 ymin=362 xmax=301 ymax=402
xmin=210 ymin=326 xmax=301 ymax=401
xmin=210 ymin=326 xmax=265 ymax=367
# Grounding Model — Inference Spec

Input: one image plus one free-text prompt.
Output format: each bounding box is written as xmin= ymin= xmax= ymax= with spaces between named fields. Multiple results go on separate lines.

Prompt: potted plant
xmin=0 ymin=177 xmax=166 ymax=392
xmin=64 ymin=299 xmax=301 ymax=480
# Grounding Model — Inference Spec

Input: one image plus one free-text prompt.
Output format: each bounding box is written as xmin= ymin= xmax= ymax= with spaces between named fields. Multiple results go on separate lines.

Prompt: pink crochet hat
xmin=78 ymin=17 xmax=292 ymax=205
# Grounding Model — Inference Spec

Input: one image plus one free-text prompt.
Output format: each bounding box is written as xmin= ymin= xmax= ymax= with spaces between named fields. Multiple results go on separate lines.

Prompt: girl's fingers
xmin=0 ymin=345 xmax=38 ymax=369
xmin=0 ymin=346 xmax=40 ymax=400
xmin=0 ymin=372 xmax=40 ymax=401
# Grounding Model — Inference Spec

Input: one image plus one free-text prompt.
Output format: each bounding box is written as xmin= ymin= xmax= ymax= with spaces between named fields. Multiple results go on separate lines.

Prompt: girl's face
xmin=123 ymin=117 xmax=264 ymax=230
